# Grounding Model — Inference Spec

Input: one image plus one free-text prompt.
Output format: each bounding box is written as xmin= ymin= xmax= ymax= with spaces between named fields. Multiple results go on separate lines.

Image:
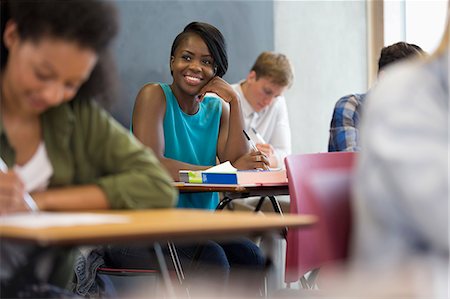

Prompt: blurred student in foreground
xmin=350 ymin=7 xmax=449 ymax=297
xmin=0 ymin=0 xmax=176 ymax=296
xmin=328 ymin=42 xmax=425 ymax=152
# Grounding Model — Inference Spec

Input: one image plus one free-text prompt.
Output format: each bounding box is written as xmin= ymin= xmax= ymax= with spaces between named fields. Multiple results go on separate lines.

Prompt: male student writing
xmin=232 ymin=52 xmax=294 ymax=169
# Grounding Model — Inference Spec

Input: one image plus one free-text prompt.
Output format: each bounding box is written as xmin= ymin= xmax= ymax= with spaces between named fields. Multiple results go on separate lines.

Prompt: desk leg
xmin=154 ymin=243 xmax=176 ymax=298
xmin=254 ymin=196 xmax=266 ymax=212
xmin=268 ymin=196 xmax=288 ymax=239
xmin=216 ymin=196 xmax=233 ymax=210
xmin=268 ymin=196 xmax=283 ymax=215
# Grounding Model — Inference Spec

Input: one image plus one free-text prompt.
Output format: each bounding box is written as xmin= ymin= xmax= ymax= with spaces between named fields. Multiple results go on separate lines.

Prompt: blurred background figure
xmin=232 ymin=51 xmax=294 ymax=169
xmin=328 ymin=42 xmax=425 ymax=152
xmin=350 ymin=5 xmax=449 ymax=297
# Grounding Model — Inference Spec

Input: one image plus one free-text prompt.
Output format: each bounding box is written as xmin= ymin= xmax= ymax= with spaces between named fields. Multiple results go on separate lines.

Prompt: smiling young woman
xmin=106 ymin=22 xmax=267 ymax=296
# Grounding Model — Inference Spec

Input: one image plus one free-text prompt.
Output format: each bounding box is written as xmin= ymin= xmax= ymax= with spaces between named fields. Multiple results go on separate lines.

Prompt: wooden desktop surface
xmin=0 ymin=209 xmax=315 ymax=247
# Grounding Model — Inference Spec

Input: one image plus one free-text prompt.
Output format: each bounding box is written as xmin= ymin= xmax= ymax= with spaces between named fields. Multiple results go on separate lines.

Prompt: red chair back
xmin=284 ymin=152 xmax=356 ymax=283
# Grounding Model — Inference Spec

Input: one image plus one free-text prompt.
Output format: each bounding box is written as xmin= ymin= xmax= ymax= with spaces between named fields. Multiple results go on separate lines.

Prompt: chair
xmin=96 ymin=242 xmax=185 ymax=297
xmin=284 ymin=152 xmax=356 ymax=288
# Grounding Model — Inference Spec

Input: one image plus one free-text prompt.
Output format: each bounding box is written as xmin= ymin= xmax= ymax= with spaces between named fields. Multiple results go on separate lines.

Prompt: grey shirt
xmin=351 ymin=52 xmax=449 ymax=291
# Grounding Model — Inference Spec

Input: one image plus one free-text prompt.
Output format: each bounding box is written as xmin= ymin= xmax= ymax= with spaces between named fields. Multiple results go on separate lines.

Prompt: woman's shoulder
xmin=138 ymin=83 xmax=164 ymax=96
xmin=136 ymin=83 xmax=166 ymax=105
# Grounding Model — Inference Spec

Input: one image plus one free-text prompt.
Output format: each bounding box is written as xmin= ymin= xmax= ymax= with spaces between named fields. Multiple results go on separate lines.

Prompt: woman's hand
xmin=197 ymin=76 xmax=239 ymax=103
xmin=0 ymin=171 xmax=29 ymax=214
xmin=232 ymin=151 xmax=270 ymax=170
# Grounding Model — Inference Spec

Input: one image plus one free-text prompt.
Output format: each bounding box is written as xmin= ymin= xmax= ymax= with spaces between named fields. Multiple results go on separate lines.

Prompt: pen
xmin=243 ymin=130 xmax=269 ymax=170
xmin=243 ymin=130 xmax=258 ymax=152
xmin=251 ymin=127 xmax=266 ymax=144
xmin=0 ymin=158 xmax=39 ymax=212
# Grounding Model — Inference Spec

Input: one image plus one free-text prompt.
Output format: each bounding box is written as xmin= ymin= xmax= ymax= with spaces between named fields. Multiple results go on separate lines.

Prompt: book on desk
xmin=179 ymin=161 xmax=287 ymax=185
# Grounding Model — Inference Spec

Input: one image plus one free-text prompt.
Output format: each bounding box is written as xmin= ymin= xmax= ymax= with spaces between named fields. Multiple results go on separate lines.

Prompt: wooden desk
xmin=0 ymin=209 xmax=314 ymax=248
xmin=0 ymin=209 xmax=314 ymax=246
xmin=174 ymin=182 xmax=289 ymax=212
xmin=0 ymin=210 xmax=314 ymax=297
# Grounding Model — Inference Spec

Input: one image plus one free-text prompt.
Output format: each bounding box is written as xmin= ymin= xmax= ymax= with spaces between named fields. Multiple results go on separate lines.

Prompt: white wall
xmin=274 ymin=1 xmax=368 ymax=154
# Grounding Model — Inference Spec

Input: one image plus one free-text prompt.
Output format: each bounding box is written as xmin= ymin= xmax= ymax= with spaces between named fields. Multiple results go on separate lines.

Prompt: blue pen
xmin=0 ymin=158 xmax=39 ymax=212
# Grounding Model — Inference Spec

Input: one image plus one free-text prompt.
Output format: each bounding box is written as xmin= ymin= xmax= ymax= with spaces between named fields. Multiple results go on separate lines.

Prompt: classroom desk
xmin=0 ymin=209 xmax=312 ymax=246
xmin=174 ymin=182 xmax=289 ymax=213
xmin=0 ymin=209 xmax=315 ymax=297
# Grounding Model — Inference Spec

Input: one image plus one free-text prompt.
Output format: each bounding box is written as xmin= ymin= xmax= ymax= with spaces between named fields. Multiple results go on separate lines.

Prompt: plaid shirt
xmin=328 ymin=93 xmax=366 ymax=152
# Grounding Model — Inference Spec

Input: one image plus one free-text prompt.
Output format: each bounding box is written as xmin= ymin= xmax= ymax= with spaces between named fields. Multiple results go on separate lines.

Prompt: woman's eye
xmin=202 ymin=59 xmax=212 ymax=65
xmin=35 ymin=71 xmax=53 ymax=81
xmin=64 ymin=83 xmax=77 ymax=91
xmin=181 ymin=55 xmax=191 ymax=61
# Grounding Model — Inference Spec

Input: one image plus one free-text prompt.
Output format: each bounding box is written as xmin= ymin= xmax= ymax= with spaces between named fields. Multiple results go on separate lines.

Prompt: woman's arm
xmin=198 ymin=77 xmax=248 ymax=163
xmin=28 ymin=99 xmax=177 ymax=211
xmin=32 ymin=185 xmax=109 ymax=211
xmin=132 ymin=84 xmax=210 ymax=180
xmin=200 ymin=77 xmax=269 ymax=169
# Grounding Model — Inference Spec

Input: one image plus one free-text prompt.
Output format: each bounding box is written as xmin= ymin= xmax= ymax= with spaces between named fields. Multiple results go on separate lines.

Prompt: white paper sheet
xmin=0 ymin=212 xmax=129 ymax=228
xmin=203 ymin=161 xmax=237 ymax=173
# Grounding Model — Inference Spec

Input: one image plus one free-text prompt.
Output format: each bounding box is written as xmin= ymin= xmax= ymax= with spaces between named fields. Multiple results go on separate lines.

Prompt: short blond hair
xmin=251 ymin=51 xmax=294 ymax=88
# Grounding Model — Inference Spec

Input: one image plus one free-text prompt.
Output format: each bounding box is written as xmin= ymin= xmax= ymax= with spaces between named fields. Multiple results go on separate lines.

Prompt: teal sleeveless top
xmin=160 ymin=83 xmax=222 ymax=209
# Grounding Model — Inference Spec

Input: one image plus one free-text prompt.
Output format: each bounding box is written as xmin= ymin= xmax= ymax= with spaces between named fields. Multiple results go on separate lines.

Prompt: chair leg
xmin=299 ymin=276 xmax=310 ymax=289
xmin=167 ymin=242 xmax=185 ymax=283
xmin=153 ymin=243 xmax=176 ymax=298
xmin=216 ymin=196 xmax=233 ymax=210
xmin=306 ymin=268 xmax=320 ymax=289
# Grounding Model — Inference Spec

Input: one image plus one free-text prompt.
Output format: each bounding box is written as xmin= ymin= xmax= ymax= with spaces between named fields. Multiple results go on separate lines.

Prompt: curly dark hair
xmin=0 ymin=0 xmax=119 ymax=106
xmin=170 ymin=22 xmax=228 ymax=78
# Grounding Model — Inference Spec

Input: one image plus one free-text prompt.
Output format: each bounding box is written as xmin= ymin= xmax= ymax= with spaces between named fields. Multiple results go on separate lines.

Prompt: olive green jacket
xmin=0 ymin=100 xmax=177 ymax=209
xmin=0 ymin=100 xmax=177 ymax=290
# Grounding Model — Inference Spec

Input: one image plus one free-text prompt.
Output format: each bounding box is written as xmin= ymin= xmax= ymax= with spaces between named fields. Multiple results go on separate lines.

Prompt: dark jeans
xmin=104 ymin=238 xmax=266 ymax=296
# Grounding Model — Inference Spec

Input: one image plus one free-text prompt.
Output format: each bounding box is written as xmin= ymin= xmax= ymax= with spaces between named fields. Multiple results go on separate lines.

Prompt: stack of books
xmin=179 ymin=162 xmax=287 ymax=185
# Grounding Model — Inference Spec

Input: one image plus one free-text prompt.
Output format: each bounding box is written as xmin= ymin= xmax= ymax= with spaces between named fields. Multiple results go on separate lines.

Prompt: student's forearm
xmin=161 ymin=157 xmax=210 ymax=181
xmin=32 ymin=185 xmax=110 ymax=211
xmin=223 ymin=99 xmax=248 ymax=162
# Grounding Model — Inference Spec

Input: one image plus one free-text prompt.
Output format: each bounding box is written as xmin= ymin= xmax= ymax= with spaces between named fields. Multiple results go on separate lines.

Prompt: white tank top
xmin=13 ymin=141 xmax=53 ymax=193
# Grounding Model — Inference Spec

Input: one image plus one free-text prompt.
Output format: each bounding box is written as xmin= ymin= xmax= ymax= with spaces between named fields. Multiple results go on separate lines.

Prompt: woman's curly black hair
xmin=1 ymin=0 xmax=120 ymax=106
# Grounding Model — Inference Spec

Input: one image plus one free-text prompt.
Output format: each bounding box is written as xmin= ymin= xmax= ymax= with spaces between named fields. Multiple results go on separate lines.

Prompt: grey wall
xmin=275 ymin=1 xmax=368 ymax=154
xmin=110 ymin=1 xmax=369 ymax=154
xmin=111 ymin=0 xmax=274 ymax=127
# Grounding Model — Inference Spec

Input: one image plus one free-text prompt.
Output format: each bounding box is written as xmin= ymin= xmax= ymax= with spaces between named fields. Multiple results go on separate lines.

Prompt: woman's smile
xmin=184 ymin=74 xmax=203 ymax=86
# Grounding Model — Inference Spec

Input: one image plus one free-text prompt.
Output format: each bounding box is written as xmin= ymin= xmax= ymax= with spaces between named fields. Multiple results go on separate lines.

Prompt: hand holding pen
xmin=0 ymin=158 xmax=39 ymax=214
xmin=242 ymin=130 xmax=270 ymax=170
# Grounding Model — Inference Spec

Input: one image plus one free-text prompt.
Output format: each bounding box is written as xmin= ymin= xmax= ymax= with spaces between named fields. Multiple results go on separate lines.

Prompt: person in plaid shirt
xmin=328 ymin=42 xmax=425 ymax=152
